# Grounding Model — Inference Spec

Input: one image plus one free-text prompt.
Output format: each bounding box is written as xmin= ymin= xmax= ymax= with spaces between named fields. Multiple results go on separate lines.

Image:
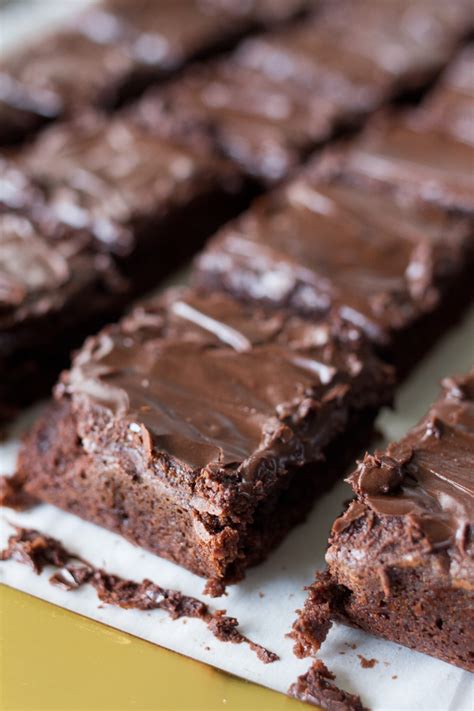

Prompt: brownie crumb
xmin=203 ymin=577 xmax=228 ymax=598
xmin=392 ymin=675 xmax=398 ymax=680
xmin=1 ymin=527 xmax=71 ymax=573
xmin=2 ymin=527 xmax=278 ymax=664
xmin=358 ymin=655 xmax=378 ymax=669
xmin=0 ymin=475 xmax=37 ymax=511
xmin=288 ymin=660 xmax=369 ymax=711
xmin=207 ymin=610 xmax=279 ymax=664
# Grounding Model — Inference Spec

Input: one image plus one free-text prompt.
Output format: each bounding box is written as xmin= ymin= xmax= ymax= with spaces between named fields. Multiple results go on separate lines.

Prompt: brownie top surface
xmin=232 ymin=0 xmax=471 ymax=103
xmin=342 ymin=113 xmax=474 ymax=214
xmin=344 ymin=370 xmax=474 ymax=557
xmin=0 ymin=212 xmax=79 ymax=307
xmin=0 ymin=206 xmax=119 ymax=333
xmin=137 ymin=57 xmax=340 ymax=182
xmin=414 ymin=44 xmax=474 ymax=147
xmin=60 ymin=288 xmax=389 ymax=474
xmin=14 ymin=114 xmax=231 ymax=255
xmin=0 ymin=0 xmax=256 ymax=115
xmin=196 ymin=165 xmax=472 ymax=344
xmin=0 ymin=72 xmax=62 ymax=123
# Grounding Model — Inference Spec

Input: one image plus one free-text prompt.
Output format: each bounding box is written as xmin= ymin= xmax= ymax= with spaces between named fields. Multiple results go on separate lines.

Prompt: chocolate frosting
xmin=59 ymin=288 xmax=391 ymax=477
xmin=343 ymin=112 xmax=474 ymax=215
xmin=137 ymin=57 xmax=340 ymax=182
xmin=195 ymin=168 xmax=472 ymax=344
xmin=345 ymin=370 xmax=474 ymax=559
xmin=0 ymin=213 xmax=70 ymax=306
xmin=0 ymin=207 xmax=120 ymax=330
xmin=136 ymin=0 xmax=473 ymax=183
xmin=0 ymin=0 xmax=258 ymax=115
xmin=236 ymin=0 xmax=473 ymax=99
xmin=413 ymin=44 xmax=474 ymax=147
xmin=15 ymin=114 xmax=233 ymax=256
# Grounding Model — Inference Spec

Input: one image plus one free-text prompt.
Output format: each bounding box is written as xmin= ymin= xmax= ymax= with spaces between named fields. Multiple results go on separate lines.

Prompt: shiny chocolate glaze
xmin=343 ymin=370 xmax=474 ymax=564
xmin=194 ymin=164 xmax=473 ymax=345
xmin=58 ymin=288 xmax=392 ymax=480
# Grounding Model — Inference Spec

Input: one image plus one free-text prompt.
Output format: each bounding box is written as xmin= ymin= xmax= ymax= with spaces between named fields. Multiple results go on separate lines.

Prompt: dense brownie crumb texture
xmin=289 ymin=660 xmax=368 ymax=711
xmin=0 ymin=527 xmax=278 ymax=663
xmin=13 ymin=287 xmax=392 ymax=591
xmin=293 ymin=369 xmax=474 ymax=672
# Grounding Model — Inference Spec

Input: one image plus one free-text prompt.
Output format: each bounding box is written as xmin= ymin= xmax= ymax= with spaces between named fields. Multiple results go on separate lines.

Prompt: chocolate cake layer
xmin=293 ymin=370 xmax=474 ymax=671
xmin=0 ymin=0 xmax=314 ymax=145
xmin=0 ymin=116 xmax=251 ymax=419
xmin=193 ymin=155 xmax=474 ymax=373
xmin=135 ymin=0 xmax=474 ymax=183
xmin=16 ymin=288 xmax=393 ymax=588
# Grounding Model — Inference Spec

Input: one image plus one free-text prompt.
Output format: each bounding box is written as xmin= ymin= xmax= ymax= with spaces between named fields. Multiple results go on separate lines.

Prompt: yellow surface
xmin=0 ymin=585 xmax=309 ymax=711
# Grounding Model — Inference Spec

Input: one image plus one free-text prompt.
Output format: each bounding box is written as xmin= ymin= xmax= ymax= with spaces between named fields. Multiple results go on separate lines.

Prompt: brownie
xmin=193 ymin=157 xmax=474 ymax=374
xmin=0 ymin=0 xmax=314 ymax=145
xmin=16 ymin=288 xmax=393 ymax=589
xmin=135 ymin=0 xmax=473 ymax=183
xmin=0 ymin=74 xmax=62 ymax=145
xmin=339 ymin=108 xmax=474 ymax=216
xmin=0 ymin=209 xmax=126 ymax=423
xmin=0 ymin=115 xmax=251 ymax=419
xmin=292 ymin=370 xmax=474 ymax=671
xmin=412 ymin=44 xmax=474 ymax=146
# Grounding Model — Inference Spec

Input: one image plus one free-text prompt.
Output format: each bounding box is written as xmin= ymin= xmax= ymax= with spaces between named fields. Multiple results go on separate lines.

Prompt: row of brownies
xmin=0 ymin=0 xmax=319 ymax=144
xmin=2 ymin=32 xmax=473 ymax=677
xmin=1 ymin=0 xmax=473 ymax=419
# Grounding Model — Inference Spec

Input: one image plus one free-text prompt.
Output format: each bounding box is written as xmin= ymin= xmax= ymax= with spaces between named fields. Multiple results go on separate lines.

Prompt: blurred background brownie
xmin=0 ymin=0 xmax=316 ymax=145
xmin=134 ymin=0 xmax=474 ymax=184
xmin=193 ymin=149 xmax=474 ymax=375
xmin=16 ymin=288 xmax=393 ymax=589
xmin=292 ymin=369 xmax=474 ymax=671
xmin=410 ymin=43 xmax=474 ymax=147
xmin=0 ymin=115 xmax=252 ymax=419
xmin=341 ymin=112 xmax=474 ymax=216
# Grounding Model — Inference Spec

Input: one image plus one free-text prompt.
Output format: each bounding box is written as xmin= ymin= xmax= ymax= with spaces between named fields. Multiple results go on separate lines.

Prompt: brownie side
xmin=16 ymin=289 xmax=392 ymax=585
xmin=17 ymin=401 xmax=379 ymax=584
xmin=293 ymin=371 xmax=474 ymax=671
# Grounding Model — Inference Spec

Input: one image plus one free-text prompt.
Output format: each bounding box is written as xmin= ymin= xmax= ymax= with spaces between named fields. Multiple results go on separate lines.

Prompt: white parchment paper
xmin=1 ymin=307 xmax=473 ymax=711
xmin=1 ymin=3 xmax=473 ymax=708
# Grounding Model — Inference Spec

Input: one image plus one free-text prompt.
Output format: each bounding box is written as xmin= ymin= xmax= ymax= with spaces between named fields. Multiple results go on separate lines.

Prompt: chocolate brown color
xmin=293 ymin=370 xmax=474 ymax=671
xmin=135 ymin=0 xmax=474 ymax=183
xmin=16 ymin=288 xmax=392 ymax=589
xmin=341 ymin=111 xmax=474 ymax=216
xmin=0 ymin=116 xmax=251 ymax=419
xmin=193 ymin=154 xmax=474 ymax=374
xmin=0 ymin=0 xmax=313 ymax=145
xmin=413 ymin=44 xmax=474 ymax=146
xmin=288 ymin=660 xmax=368 ymax=711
